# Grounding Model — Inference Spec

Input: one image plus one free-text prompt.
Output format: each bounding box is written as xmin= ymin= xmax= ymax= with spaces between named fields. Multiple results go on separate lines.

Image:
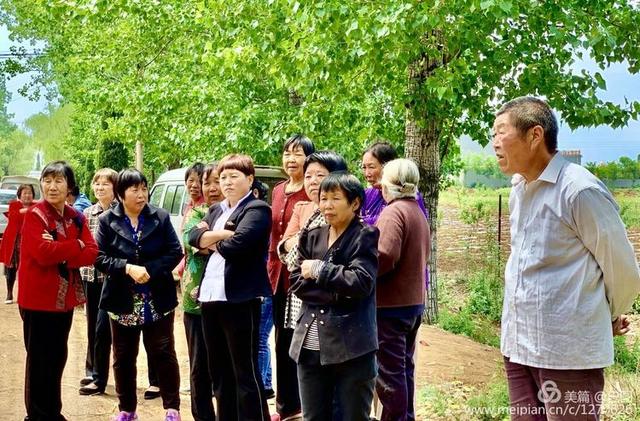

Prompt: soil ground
xmin=0 ymin=278 xmax=501 ymax=420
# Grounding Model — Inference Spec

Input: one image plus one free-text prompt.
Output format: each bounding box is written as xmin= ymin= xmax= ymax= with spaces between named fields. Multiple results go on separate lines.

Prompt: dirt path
xmin=0 ymin=278 xmax=501 ymax=420
xmin=416 ymin=325 xmax=502 ymax=389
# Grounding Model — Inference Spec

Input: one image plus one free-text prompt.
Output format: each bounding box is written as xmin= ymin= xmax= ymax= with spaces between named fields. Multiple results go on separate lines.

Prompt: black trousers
xmin=110 ymin=312 xmax=180 ymax=412
xmin=272 ymin=283 xmax=301 ymax=416
xmin=201 ymin=299 xmax=270 ymax=421
xmin=184 ymin=312 xmax=216 ymax=421
xmin=21 ymin=308 xmax=73 ymax=421
xmin=83 ymin=280 xmax=112 ymax=388
xmin=297 ymin=349 xmax=376 ymax=421
xmin=5 ymin=266 xmax=17 ymax=300
xmin=376 ymin=315 xmax=422 ymax=421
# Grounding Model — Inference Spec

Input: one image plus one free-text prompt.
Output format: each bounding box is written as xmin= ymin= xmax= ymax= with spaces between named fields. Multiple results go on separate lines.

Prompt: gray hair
xmin=496 ymin=96 xmax=558 ymax=153
xmin=381 ymin=158 xmax=419 ymax=201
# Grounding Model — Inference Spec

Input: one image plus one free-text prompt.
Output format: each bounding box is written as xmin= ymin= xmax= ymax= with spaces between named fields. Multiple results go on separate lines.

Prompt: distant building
xmin=560 ymin=150 xmax=582 ymax=165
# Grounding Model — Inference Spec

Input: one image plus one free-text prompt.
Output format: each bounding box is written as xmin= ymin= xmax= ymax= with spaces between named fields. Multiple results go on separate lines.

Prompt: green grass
xmin=466 ymin=378 xmax=510 ymax=421
xmin=612 ymin=336 xmax=640 ymax=375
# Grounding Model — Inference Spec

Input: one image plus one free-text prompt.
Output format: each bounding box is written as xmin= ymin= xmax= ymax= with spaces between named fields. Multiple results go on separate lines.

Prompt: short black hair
xmin=283 ymin=134 xmax=315 ymax=156
xmin=17 ymin=184 xmax=35 ymax=198
xmin=185 ymin=162 xmax=205 ymax=184
xmin=69 ymin=185 xmax=80 ymax=197
xmin=41 ymin=161 xmax=77 ymax=190
xmin=363 ymin=141 xmax=398 ymax=165
xmin=116 ymin=169 xmax=148 ymax=201
xmin=303 ymin=150 xmax=348 ymax=174
xmin=319 ymin=172 xmax=365 ymax=213
xmin=251 ymin=179 xmax=269 ymax=201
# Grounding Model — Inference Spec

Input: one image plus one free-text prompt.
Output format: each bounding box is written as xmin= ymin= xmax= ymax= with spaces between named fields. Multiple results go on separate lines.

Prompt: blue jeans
xmin=258 ymin=296 xmax=274 ymax=390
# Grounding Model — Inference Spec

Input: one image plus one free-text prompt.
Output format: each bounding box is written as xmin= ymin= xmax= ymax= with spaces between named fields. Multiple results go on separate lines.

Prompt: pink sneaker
xmin=165 ymin=409 xmax=181 ymax=421
xmin=112 ymin=412 xmax=138 ymax=421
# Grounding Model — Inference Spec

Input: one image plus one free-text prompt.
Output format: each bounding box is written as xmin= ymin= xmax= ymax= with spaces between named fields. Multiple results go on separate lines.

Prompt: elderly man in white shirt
xmin=492 ymin=96 xmax=640 ymax=420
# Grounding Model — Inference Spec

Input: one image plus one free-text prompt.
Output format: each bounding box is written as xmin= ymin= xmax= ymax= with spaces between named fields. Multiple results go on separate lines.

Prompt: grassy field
xmin=440 ymin=186 xmax=640 ymax=229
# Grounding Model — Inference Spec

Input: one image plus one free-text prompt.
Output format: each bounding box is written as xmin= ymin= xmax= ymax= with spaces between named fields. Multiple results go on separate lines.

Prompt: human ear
xmin=529 ymin=125 xmax=545 ymax=150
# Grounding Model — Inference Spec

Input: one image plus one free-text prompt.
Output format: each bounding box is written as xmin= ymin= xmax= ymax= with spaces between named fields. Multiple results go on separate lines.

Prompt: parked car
xmin=149 ymin=165 xmax=287 ymax=242
xmin=0 ymin=175 xmax=42 ymax=200
xmin=0 ymin=188 xmax=19 ymax=236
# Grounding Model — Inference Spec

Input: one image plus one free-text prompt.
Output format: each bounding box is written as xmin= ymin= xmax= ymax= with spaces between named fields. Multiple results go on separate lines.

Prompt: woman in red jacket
xmin=0 ymin=184 xmax=35 ymax=303
xmin=18 ymin=161 xmax=99 ymax=421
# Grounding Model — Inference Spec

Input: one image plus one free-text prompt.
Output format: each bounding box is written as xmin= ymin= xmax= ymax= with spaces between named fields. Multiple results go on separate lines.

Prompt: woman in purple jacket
xmin=360 ymin=141 xmax=427 ymax=225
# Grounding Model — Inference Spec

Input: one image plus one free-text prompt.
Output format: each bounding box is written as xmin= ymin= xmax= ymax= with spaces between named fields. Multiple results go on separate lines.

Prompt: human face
xmin=202 ymin=171 xmax=223 ymax=206
xmin=319 ymin=188 xmax=359 ymax=230
xmin=19 ymin=188 xmax=34 ymax=206
xmin=304 ymin=162 xmax=329 ymax=204
xmin=492 ymin=113 xmax=533 ymax=177
xmin=41 ymin=174 xmax=69 ymax=211
xmin=92 ymin=176 xmax=115 ymax=205
xmin=282 ymin=144 xmax=306 ymax=181
xmin=219 ymin=169 xmax=253 ymax=207
xmin=122 ymin=183 xmax=148 ymax=216
xmin=361 ymin=152 xmax=383 ymax=188
xmin=186 ymin=171 xmax=203 ymax=203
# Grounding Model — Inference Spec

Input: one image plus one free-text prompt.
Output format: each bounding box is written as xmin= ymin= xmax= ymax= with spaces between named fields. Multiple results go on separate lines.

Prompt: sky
xmin=2 ymin=24 xmax=640 ymax=164
xmin=1 ymin=25 xmax=48 ymax=125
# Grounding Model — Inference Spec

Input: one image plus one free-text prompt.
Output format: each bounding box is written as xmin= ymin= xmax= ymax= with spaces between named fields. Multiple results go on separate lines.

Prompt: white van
xmin=0 ymin=175 xmax=42 ymax=200
xmin=149 ymin=165 xmax=287 ymax=241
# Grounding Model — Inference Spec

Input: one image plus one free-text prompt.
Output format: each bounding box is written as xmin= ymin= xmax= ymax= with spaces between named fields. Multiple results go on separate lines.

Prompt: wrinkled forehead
xmin=493 ymin=112 xmax=512 ymax=130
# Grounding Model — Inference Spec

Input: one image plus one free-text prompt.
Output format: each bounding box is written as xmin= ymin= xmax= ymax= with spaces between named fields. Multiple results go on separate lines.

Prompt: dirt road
xmin=0 ymin=280 xmax=501 ymax=420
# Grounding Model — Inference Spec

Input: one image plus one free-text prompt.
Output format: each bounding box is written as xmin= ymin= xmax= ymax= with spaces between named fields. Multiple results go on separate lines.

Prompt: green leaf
xmin=480 ymin=0 xmax=495 ymax=10
xmin=594 ymin=72 xmax=607 ymax=90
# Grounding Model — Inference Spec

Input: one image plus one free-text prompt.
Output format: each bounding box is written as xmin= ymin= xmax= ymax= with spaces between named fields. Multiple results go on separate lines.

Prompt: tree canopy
xmin=3 ymin=0 xmax=640 ymax=319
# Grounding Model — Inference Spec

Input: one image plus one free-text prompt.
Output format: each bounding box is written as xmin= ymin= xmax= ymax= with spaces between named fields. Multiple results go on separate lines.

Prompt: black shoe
xmin=265 ymin=388 xmax=275 ymax=400
xmin=144 ymin=386 xmax=161 ymax=400
xmin=79 ymin=381 xmax=105 ymax=396
xmin=79 ymin=376 xmax=94 ymax=386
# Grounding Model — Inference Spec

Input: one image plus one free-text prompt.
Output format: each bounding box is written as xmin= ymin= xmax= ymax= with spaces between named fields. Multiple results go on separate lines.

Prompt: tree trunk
xmin=405 ymin=115 xmax=441 ymax=324
xmin=404 ymin=49 xmax=444 ymax=324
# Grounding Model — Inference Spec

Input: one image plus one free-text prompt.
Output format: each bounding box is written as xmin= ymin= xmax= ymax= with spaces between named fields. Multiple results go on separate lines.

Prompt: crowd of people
xmin=7 ymin=133 xmax=431 ymax=421
xmin=5 ymin=96 xmax=640 ymax=421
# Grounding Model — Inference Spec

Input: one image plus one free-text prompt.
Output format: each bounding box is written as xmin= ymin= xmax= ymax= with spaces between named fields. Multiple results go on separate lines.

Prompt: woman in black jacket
xmin=289 ymin=172 xmax=379 ymax=421
xmin=188 ymin=154 xmax=272 ymax=421
xmin=95 ymin=169 xmax=183 ymax=421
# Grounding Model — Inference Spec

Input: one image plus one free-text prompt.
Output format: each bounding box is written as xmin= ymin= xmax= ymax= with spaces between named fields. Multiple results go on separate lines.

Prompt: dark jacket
xmin=95 ymin=203 xmax=183 ymax=315
xmin=289 ymin=218 xmax=379 ymax=365
xmin=187 ymin=194 xmax=272 ymax=302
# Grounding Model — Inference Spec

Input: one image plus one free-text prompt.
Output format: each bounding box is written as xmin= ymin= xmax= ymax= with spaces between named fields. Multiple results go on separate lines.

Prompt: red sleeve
xmin=8 ymin=200 xmax=23 ymax=218
xmin=66 ymin=217 xmax=99 ymax=268
xmin=21 ymin=210 xmax=89 ymax=266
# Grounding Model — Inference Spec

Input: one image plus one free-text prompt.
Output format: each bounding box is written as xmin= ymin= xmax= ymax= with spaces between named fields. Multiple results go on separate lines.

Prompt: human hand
xmin=301 ymin=259 xmax=321 ymax=279
xmin=42 ymin=230 xmax=54 ymax=241
xmin=613 ymin=315 xmax=631 ymax=336
xmin=196 ymin=221 xmax=209 ymax=230
xmin=126 ymin=264 xmax=151 ymax=284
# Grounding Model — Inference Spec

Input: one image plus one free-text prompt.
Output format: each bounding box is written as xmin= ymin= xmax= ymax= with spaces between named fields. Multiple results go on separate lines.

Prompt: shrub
xmin=613 ymin=336 xmax=640 ymax=374
xmin=467 ymin=271 xmax=504 ymax=323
